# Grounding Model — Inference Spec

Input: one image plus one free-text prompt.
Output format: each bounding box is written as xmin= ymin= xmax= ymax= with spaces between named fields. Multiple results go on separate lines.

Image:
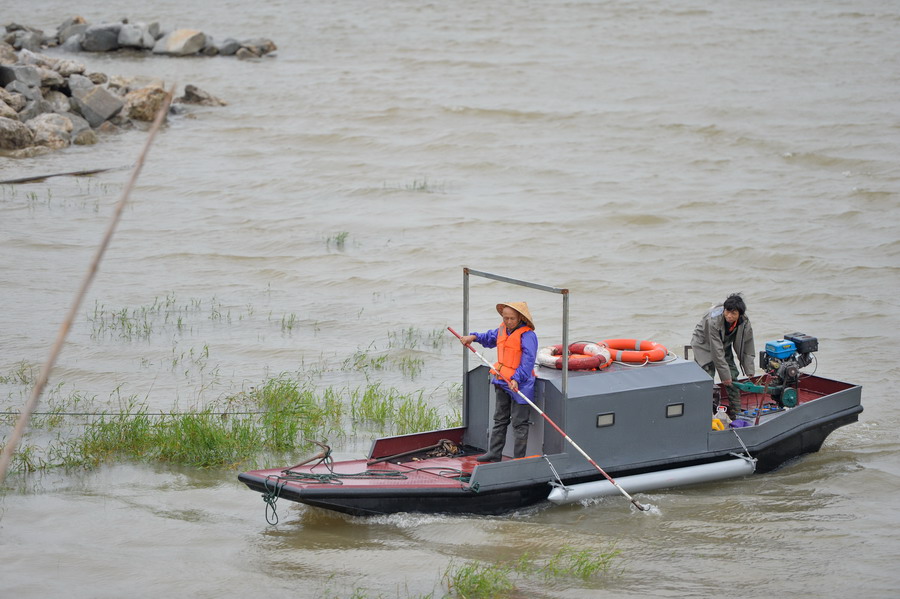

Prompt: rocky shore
xmin=1 ymin=17 xmax=273 ymax=158
xmin=5 ymin=17 xmax=277 ymax=59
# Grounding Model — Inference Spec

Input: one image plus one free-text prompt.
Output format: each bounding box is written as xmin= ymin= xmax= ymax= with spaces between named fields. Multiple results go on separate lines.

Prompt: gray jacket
xmin=691 ymin=305 xmax=756 ymax=381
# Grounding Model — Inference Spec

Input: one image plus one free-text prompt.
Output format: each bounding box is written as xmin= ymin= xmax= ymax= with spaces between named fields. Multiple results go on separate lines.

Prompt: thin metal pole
xmin=562 ymin=290 xmax=569 ymax=398
xmin=0 ymin=86 xmax=175 ymax=483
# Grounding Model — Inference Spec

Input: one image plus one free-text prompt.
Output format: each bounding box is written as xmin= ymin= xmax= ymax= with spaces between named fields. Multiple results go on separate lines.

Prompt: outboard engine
xmin=758 ymin=332 xmax=818 ymax=407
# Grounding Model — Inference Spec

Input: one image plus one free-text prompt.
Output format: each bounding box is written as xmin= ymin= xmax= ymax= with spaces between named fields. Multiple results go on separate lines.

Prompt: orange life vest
xmin=494 ymin=324 xmax=532 ymax=380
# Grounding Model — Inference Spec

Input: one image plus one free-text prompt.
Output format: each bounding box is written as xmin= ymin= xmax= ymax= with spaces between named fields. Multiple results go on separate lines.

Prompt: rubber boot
xmin=513 ymin=433 xmax=528 ymax=459
xmin=477 ymin=433 xmax=506 ymax=462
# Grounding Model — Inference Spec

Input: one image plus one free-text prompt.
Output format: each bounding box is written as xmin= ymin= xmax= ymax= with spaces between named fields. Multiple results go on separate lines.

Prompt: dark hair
xmin=723 ymin=293 xmax=746 ymax=315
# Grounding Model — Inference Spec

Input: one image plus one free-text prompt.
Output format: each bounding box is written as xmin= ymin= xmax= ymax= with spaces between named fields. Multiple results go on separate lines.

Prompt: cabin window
xmin=666 ymin=403 xmax=684 ymax=418
xmin=596 ymin=412 xmax=615 ymax=428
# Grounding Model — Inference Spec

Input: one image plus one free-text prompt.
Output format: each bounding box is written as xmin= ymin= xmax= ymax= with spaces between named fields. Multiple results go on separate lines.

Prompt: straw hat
xmin=496 ymin=302 xmax=535 ymax=330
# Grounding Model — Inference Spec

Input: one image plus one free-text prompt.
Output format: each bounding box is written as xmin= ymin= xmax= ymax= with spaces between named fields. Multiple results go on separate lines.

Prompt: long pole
xmin=448 ymin=327 xmax=648 ymax=511
xmin=0 ymin=86 xmax=175 ymax=483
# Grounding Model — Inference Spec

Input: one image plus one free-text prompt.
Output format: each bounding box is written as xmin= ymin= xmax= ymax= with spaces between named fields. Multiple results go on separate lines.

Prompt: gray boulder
xmin=216 ymin=38 xmax=240 ymax=56
xmin=5 ymin=80 xmax=41 ymax=103
xmin=0 ymin=42 xmax=17 ymax=64
xmin=0 ymin=116 xmax=34 ymax=149
xmin=67 ymin=73 xmax=94 ymax=95
xmin=60 ymin=34 xmax=83 ymax=52
xmin=54 ymin=59 xmax=86 ymax=77
xmin=73 ymin=128 xmax=98 ymax=145
xmin=241 ymin=37 xmax=277 ymax=56
xmin=118 ymin=23 xmax=154 ymax=49
xmin=152 ymin=29 xmax=206 ymax=55
xmin=57 ymin=17 xmax=89 ymax=44
xmin=124 ymin=85 xmax=169 ymax=122
xmin=0 ymin=87 xmax=26 ymax=112
xmin=61 ymin=111 xmax=91 ymax=137
xmin=176 ymin=84 xmax=226 ymax=106
xmin=71 ymin=86 xmax=124 ymax=127
xmin=38 ymin=67 xmax=66 ymax=89
xmin=0 ymin=64 xmax=42 ymax=88
xmin=17 ymin=98 xmax=53 ymax=122
xmin=82 ymin=23 xmax=122 ymax=52
xmin=27 ymin=112 xmax=73 ymax=149
xmin=0 ymin=100 xmax=17 ymax=119
xmin=6 ymin=30 xmax=43 ymax=52
xmin=44 ymin=89 xmax=72 ymax=113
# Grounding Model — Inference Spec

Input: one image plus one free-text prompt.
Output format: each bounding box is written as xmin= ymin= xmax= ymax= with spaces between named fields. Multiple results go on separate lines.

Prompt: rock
xmin=0 ymin=116 xmax=34 ymax=149
xmin=124 ymin=85 xmax=169 ymax=121
xmin=87 ymin=72 xmax=109 ymax=85
xmin=82 ymin=23 xmax=122 ymax=52
xmin=44 ymin=89 xmax=72 ymax=113
xmin=96 ymin=120 xmax=119 ymax=134
xmin=216 ymin=38 xmax=240 ymax=56
xmin=38 ymin=67 xmax=66 ymax=89
xmin=71 ymin=86 xmax=124 ymax=128
xmin=73 ymin=128 xmax=98 ymax=145
xmin=14 ymin=49 xmax=56 ymax=68
xmin=117 ymin=23 xmax=143 ymax=48
xmin=147 ymin=22 xmax=162 ymax=40
xmin=60 ymin=34 xmax=83 ymax=52
xmin=0 ymin=100 xmax=17 ymax=119
xmin=0 ymin=64 xmax=42 ymax=88
xmin=241 ymin=38 xmax=277 ymax=55
xmin=235 ymin=47 xmax=257 ymax=60
xmin=26 ymin=112 xmax=72 ymax=149
xmin=176 ymin=84 xmax=226 ymax=106
xmin=0 ymin=87 xmax=26 ymax=112
xmin=6 ymin=80 xmax=41 ymax=103
xmin=152 ymin=29 xmax=206 ymax=56
xmin=57 ymin=16 xmax=88 ymax=44
xmin=67 ymin=73 xmax=94 ymax=95
xmin=60 ymin=111 xmax=90 ymax=135
xmin=17 ymin=98 xmax=53 ymax=122
xmin=0 ymin=42 xmax=17 ymax=64
xmin=201 ymin=37 xmax=219 ymax=56
xmin=7 ymin=30 xmax=43 ymax=52
xmin=54 ymin=59 xmax=86 ymax=77
xmin=118 ymin=23 xmax=154 ymax=49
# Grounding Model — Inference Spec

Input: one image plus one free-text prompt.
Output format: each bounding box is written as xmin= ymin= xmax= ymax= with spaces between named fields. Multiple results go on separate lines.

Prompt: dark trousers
xmin=702 ymin=354 xmax=741 ymax=410
xmin=487 ymin=386 xmax=531 ymax=458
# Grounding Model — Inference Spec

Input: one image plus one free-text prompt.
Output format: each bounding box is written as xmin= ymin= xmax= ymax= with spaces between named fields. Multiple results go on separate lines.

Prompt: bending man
xmin=691 ymin=293 xmax=756 ymax=416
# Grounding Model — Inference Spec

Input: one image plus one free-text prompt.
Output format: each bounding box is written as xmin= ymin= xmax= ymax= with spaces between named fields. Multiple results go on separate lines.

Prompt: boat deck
xmin=245 ymin=453 xmax=487 ymax=492
xmin=728 ymin=373 xmax=852 ymax=422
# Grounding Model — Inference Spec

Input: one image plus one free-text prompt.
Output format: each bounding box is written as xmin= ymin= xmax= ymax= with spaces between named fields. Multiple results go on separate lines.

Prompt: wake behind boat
xmin=239 ymin=269 xmax=862 ymax=518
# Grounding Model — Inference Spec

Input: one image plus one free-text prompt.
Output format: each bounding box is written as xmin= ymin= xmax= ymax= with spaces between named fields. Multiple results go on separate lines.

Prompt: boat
xmin=238 ymin=269 xmax=863 ymax=517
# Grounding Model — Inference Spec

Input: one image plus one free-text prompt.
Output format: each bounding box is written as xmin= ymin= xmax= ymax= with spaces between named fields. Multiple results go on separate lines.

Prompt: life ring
xmin=537 ymin=342 xmax=612 ymax=371
xmin=602 ymin=338 xmax=668 ymax=363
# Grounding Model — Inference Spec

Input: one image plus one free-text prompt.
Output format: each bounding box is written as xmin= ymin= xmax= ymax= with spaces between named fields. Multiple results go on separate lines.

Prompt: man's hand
xmin=509 ymin=379 xmax=519 ymax=392
xmin=459 ymin=334 xmax=476 ymax=346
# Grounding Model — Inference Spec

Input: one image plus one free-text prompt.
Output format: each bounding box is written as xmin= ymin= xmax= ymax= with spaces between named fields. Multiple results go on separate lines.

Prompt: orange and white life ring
xmin=602 ymin=338 xmax=668 ymax=363
xmin=537 ymin=342 xmax=612 ymax=371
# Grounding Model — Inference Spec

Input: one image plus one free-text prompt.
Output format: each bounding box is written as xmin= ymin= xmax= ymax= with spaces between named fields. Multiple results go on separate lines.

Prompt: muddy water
xmin=1 ymin=1 xmax=898 ymax=597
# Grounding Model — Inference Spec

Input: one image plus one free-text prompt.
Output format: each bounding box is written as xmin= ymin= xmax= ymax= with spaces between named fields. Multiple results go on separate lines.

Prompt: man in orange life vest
xmin=459 ymin=302 xmax=538 ymax=462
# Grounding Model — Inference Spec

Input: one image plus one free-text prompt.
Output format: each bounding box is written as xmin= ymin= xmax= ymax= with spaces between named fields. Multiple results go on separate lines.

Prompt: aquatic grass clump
xmin=0 ymin=360 xmax=36 ymax=386
xmin=444 ymin=560 xmax=515 ymax=599
xmin=2 ymin=374 xmax=350 ymax=473
xmin=442 ymin=543 xmax=621 ymax=598
xmin=349 ymin=383 xmax=445 ymax=435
